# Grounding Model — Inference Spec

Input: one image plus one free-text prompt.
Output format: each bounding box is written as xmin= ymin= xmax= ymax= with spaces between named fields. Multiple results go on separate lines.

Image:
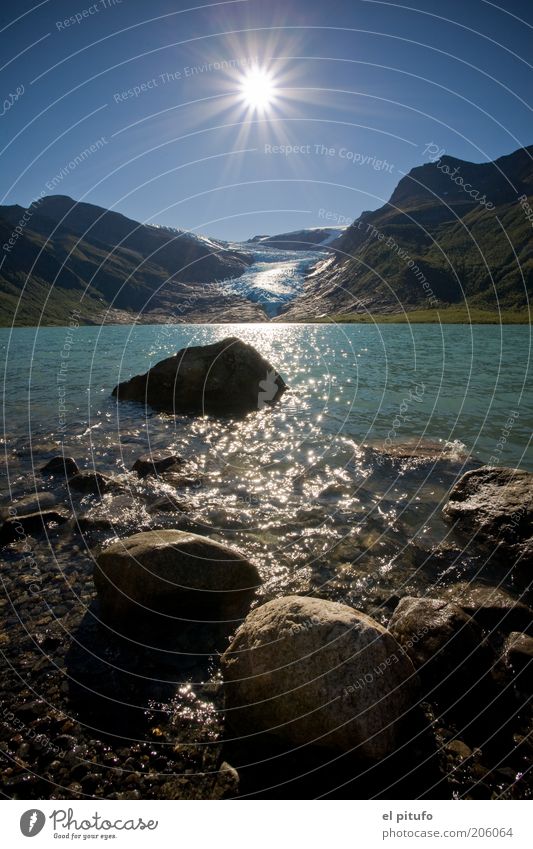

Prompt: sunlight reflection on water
xmin=1 ymin=323 xmax=531 ymax=619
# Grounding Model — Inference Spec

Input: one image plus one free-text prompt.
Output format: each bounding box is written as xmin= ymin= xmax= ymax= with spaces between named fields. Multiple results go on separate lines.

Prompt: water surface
xmin=1 ymin=323 xmax=531 ymax=615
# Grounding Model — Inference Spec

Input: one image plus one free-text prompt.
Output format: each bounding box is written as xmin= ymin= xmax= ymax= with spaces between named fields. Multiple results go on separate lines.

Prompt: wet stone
xmin=68 ymin=471 xmax=119 ymax=495
xmin=132 ymin=451 xmax=184 ymax=478
xmin=41 ymin=456 xmax=79 ymax=477
xmin=0 ymin=510 xmax=69 ymax=545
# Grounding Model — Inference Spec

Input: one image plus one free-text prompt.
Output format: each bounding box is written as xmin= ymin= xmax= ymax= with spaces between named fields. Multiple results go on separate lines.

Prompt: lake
xmin=1 ymin=321 xmax=531 ymax=613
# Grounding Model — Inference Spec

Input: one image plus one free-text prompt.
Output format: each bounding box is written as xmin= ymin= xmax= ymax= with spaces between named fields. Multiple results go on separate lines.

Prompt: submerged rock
xmin=112 ymin=336 xmax=287 ymax=417
xmin=443 ymin=466 xmax=532 ymax=564
xmin=41 ymin=456 xmax=79 ymax=477
xmin=221 ymin=595 xmax=417 ymax=759
xmin=94 ymin=529 xmax=261 ymax=627
xmin=371 ymin=439 xmax=470 ymax=465
xmin=132 ymin=451 xmax=184 ymax=478
xmin=68 ymin=470 xmax=119 ymax=495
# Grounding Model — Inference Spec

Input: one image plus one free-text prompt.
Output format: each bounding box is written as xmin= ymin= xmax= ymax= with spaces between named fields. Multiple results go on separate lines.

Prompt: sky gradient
xmin=1 ymin=0 xmax=532 ymax=240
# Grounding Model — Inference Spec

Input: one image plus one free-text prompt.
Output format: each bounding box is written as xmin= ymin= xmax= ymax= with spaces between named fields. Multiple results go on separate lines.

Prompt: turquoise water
xmin=1 ymin=322 xmax=531 ymax=616
xmin=2 ymin=323 xmax=531 ymax=470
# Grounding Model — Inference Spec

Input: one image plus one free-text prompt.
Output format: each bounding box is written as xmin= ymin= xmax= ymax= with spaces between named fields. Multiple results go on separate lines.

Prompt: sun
xmin=239 ymin=67 xmax=277 ymax=112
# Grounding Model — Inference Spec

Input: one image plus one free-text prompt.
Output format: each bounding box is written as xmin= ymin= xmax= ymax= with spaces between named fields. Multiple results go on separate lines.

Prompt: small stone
xmin=504 ymin=632 xmax=533 ymax=688
xmin=446 ymin=740 xmax=472 ymax=760
xmin=132 ymin=451 xmax=184 ymax=478
xmin=80 ymin=772 xmax=101 ymax=791
xmin=68 ymin=470 xmax=117 ymax=494
xmin=67 ymin=782 xmax=83 ymax=795
xmin=55 ymin=734 xmax=78 ymax=751
xmin=211 ymin=762 xmax=239 ymax=799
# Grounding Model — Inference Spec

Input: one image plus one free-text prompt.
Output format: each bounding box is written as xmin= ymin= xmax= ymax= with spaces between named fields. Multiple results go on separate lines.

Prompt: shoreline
xmin=1 ymin=311 xmax=531 ymax=329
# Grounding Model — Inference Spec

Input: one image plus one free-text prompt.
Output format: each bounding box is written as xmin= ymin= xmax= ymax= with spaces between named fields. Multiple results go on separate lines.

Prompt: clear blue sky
xmin=1 ymin=0 xmax=532 ymax=240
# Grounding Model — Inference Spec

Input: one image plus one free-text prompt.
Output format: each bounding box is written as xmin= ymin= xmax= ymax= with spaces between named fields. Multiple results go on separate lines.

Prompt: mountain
xmin=0 ymin=196 xmax=261 ymax=326
xmin=3 ymin=146 xmax=531 ymax=327
xmin=278 ymin=145 xmax=533 ymax=320
xmin=247 ymin=226 xmax=348 ymax=250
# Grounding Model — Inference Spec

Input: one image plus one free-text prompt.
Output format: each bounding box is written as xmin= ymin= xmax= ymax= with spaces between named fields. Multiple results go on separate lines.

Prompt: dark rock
xmin=433 ymin=583 xmax=533 ymax=634
xmin=0 ymin=491 xmax=58 ymax=521
xmin=93 ymin=529 xmax=261 ymax=626
xmin=55 ymin=734 xmax=78 ymax=751
xmin=388 ymin=596 xmax=485 ymax=699
xmin=112 ymin=336 xmax=287 ymax=417
xmin=221 ymin=595 xmax=418 ymax=759
xmin=41 ymin=456 xmax=79 ymax=477
xmin=132 ymin=451 xmax=184 ymax=478
xmin=68 ymin=470 xmax=118 ymax=494
xmin=0 ymin=509 xmax=69 ymax=545
xmin=443 ymin=466 xmax=532 ymax=565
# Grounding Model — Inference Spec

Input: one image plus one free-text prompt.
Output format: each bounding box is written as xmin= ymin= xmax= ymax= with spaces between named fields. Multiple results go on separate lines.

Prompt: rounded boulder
xmin=94 ymin=529 xmax=261 ymax=627
xmin=221 ymin=595 xmax=417 ymax=759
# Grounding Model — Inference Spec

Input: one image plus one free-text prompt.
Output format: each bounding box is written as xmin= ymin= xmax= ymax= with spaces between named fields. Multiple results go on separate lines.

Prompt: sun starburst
xmin=239 ymin=67 xmax=277 ymax=113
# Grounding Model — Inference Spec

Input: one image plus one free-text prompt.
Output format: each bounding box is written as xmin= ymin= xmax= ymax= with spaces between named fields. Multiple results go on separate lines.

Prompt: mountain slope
xmin=0 ymin=196 xmax=259 ymax=326
xmin=247 ymin=226 xmax=348 ymax=250
xmin=278 ymin=145 xmax=533 ymax=320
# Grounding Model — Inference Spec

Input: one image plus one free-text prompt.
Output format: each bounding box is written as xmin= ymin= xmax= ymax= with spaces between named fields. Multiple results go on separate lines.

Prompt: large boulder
xmin=94 ymin=530 xmax=261 ymax=627
xmin=443 ymin=466 xmax=532 ymax=567
xmin=221 ymin=595 xmax=417 ymax=759
xmin=388 ymin=596 xmax=485 ymax=697
xmin=112 ymin=336 xmax=287 ymax=417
